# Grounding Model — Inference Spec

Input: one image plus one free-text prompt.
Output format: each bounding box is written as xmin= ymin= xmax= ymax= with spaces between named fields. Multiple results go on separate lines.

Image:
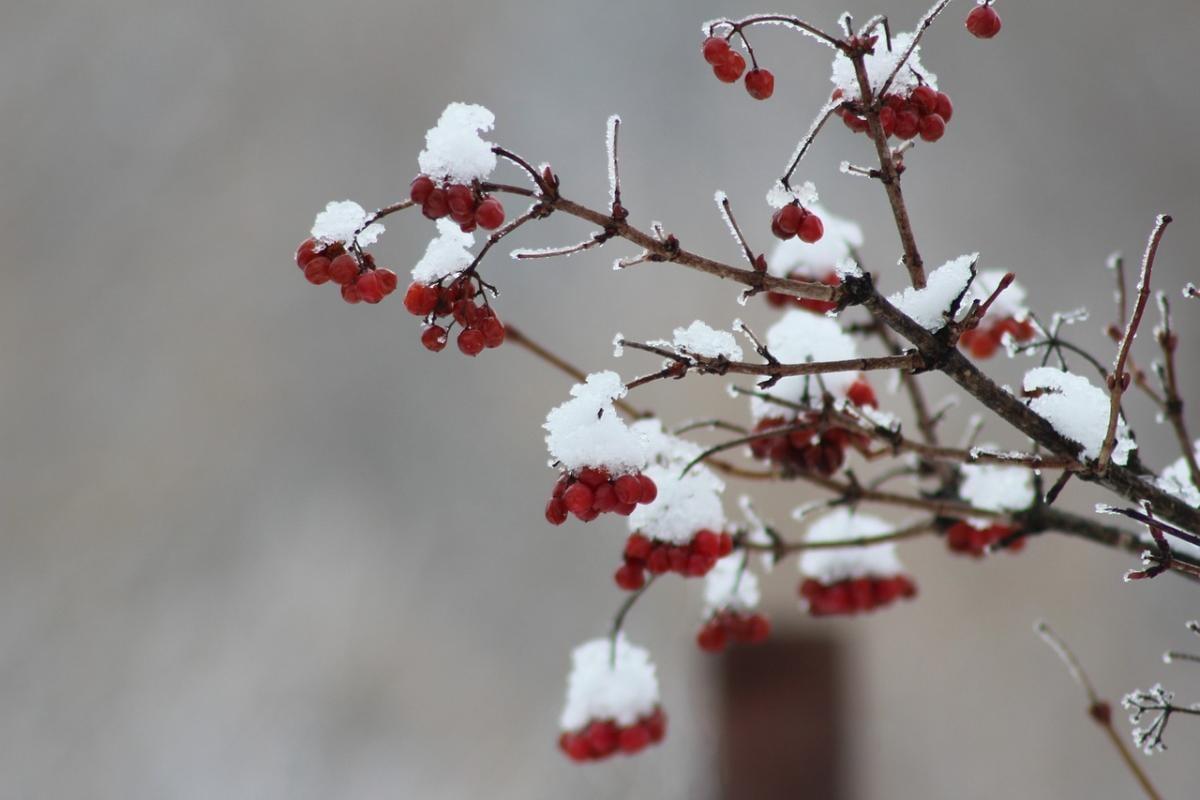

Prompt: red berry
xmin=562 ymin=482 xmax=595 ymax=518
xmin=894 ymin=110 xmax=920 ymax=140
xmin=577 ymin=467 xmax=609 ymax=488
xmin=422 ymin=188 xmax=449 ymax=219
xmin=910 ymin=85 xmax=938 ymax=115
xmin=475 ymin=197 xmax=505 ymax=230
xmin=919 ymin=113 xmax=946 ymax=142
xmin=614 ymin=501 xmax=637 ymax=517
xmin=878 ymin=105 xmax=897 ymax=137
xmin=625 ymin=533 xmax=653 ymax=562
xmin=326 ymin=253 xmax=357 ymax=286
xmin=303 ymin=257 xmax=331 ymax=285
xmin=644 ymin=709 xmax=666 ymax=742
xmin=357 ymin=271 xmax=384 ymax=304
xmin=592 ymin=482 xmax=618 ymax=512
xmin=613 ymin=474 xmax=642 ymax=505
xmin=457 ymin=327 xmax=485 ymax=357
xmin=692 ymin=530 xmax=720 ymax=558
xmin=797 ymin=212 xmax=824 ymax=244
xmin=618 ymin=724 xmax=650 ymax=754
xmin=636 ymin=474 xmax=657 ymax=504
xmin=935 ymin=91 xmax=954 ymax=122
xmin=545 ymin=497 xmax=568 ymax=525
xmin=480 ymin=316 xmax=506 ymax=348
xmin=404 ymin=282 xmax=439 ymax=316
xmin=966 ymin=4 xmax=1002 ymax=39
xmin=295 ymin=238 xmax=321 ymax=268
xmin=446 ymin=183 xmax=474 ymax=217
xmin=376 ymin=269 xmax=398 ymax=296
xmin=340 ymin=282 xmax=361 ymax=304
xmin=744 ymin=68 xmax=774 ymax=100
xmin=718 ymin=532 xmax=734 ymax=557
xmin=702 ymin=36 xmax=731 ymax=65
xmin=847 ymin=379 xmax=877 ymax=408
xmin=420 ymin=325 xmax=448 ymax=352
xmin=969 ymin=331 xmax=1000 ymax=359
xmin=410 ymin=175 xmax=436 ymax=204
xmin=646 ymin=548 xmax=671 ymax=574
xmin=667 ymin=547 xmax=689 ymax=573
xmin=614 ymin=563 xmax=646 ymax=591
xmin=697 ymin=623 xmax=728 ymax=653
xmin=585 ymin=721 xmax=619 ymax=758
xmin=774 ymin=204 xmax=804 ymax=237
xmin=743 ymin=614 xmax=770 ymax=643
xmin=713 ymin=50 xmax=746 ymax=83
xmin=560 ymin=732 xmax=591 ymax=762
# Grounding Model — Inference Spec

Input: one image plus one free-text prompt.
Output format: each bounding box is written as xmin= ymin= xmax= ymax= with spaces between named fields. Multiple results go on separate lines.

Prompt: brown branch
xmin=1154 ymin=294 xmax=1200 ymax=490
xmin=874 ymin=0 xmax=955 ymax=100
xmin=739 ymin=518 xmax=934 ymax=554
xmin=705 ymin=14 xmax=844 ymax=50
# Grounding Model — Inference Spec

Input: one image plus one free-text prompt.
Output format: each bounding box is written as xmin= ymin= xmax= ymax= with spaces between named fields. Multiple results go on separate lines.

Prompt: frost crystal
xmin=1022 ymin=367 xmax=1135 ymax=464
xmin=799 ymin=508 xmax=905 ymax=583
xmin=666 ymin=321 xmax=743 ymax=361
xmin=1158 ymin=440 xmax=1200 ymax=507
xmin=766 ymin=180 xmax=818 ymax=210
xmin=544 ymin=372 xmax=649 ymax=475
xmin=559 ymin=634 xmax=659 ymax=731
xmin=831 ymin=31 xmax=937 ymax=101
xmin=704 ymin=555 xmax=760 ymax=615
xmin=417 ymin=102 xmax=498 ymax=184
xmin=410 ymin=219 xmax=476 ymax=285
xmin=606 ymin=114 xmax=621 ymax=205
xmin=628 ymin=462 xmax=726 ymax=545
xmin=960 ymin=458 xmax=1035 ymax=513
xmin=888 ymin=254 xmax=977 ymax=332
xmin=311 ymin=200 xmax=384 ymax=247
xmin=766 ymin=204 xmax=864 ymax=280
xmin=749 ymin=311 xmax=861 ymax=420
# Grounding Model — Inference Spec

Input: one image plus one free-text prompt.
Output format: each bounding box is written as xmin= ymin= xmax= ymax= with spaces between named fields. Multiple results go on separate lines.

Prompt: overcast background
xmin=2 ymin=0 xmax=1199 ymax=797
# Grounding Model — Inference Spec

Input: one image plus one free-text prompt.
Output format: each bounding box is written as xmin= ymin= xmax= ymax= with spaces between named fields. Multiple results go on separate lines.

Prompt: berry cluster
xmin=558 ymin=708 xmax=667 ymax=762
xmin=701 ymin=36 xmax=774 ymax=100
xmin=614 ymin=530 xmax=735 ymax=590
xmin=834 ymin=84 xmax=953 ymax=144
xmin=403 ymin=274 xmax=506 ymax=356
xmin=959 ymin=316 xmax=1035 ymax=359
xmin=295 ymin=238 xmax=400 ymax=304
xmin=766 ymin=270 xmax=842 ymax=314
xmin=799 ymin=574 xmax=917 ymax=616
xmin=748 ymin=382 xmax=875 ymax=476
xmin=966 ymin=4 xmax=1002 ymax=39
xmin=545 ymin=468 xmax=658 ymax=525
xmin=410 ymin=175 xmax=505 ymax=233
xmin=945 ymin=520 xmax=1024 ymax=557
xmin=770 ymin=203 xmax=824 ymax=243
xmin=696 ymin=610 xmax=771 ymax=653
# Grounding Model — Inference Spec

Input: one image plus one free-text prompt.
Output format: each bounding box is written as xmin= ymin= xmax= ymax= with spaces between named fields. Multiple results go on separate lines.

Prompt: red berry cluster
xmin=545 ymin=468 xmax=658 ymax=525
xmin=403 ymin=274 xmax=506 ymax=356
xmin=614 ymin=530 xmax=735 ymax=590
xmin=558 ymin=708 xmax=667 ymax=762
xmin=701 ymin=36 xmax=774 ymax=100
xmin=766 ymin=270 xmax=842 ymax=314
xmin=966 ymin=4 xmax=1002 ymax=39
xmin=799 ymin=575 xmax=917 ymax=616
xmin=770 ymin=203 xmax=824 ymax=243
xmin=945 ymin=520 xmax=1024 ymax=557
xmin=834 ymin=84 xmax=953 ymax=143
xmin=959 ymin=316 xmax=1035 ymax=359
xmin=748 ymin=381 xmax=876 ymax=476
xmin=295 ymin=238 xmax=400 ymax=304
xmin=696 ymin=610 xmax=771 ymax=653
xmin=409 ymin=175 xmax=505 ymax=233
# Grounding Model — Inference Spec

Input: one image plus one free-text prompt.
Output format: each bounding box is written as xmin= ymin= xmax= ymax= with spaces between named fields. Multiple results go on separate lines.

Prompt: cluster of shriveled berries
xmin=295 ymin=238 xmax=400 ymax=304
xmin=701 ymin=36 xmax=774 ymax=100
xmin=945 ymin=521 xmax=1024 ymax=557
xmin=767 ymin=271 xmax=841 ymax=314
xmin=748 ymin=381 xmax=876 ymax=476
xmin=614 ymin=530 xmax=735 ymax=590
xmin=403 ymin=274 xmax=506 ymax=356
xmin=834 ymin=84 xmax=953 ymax=143
xmin=559 ymin=708 xmax=667 ymax=762
xmin=696 ymin=610 xmax=771 ymax=653
xmin=545 ymin=468 xmax=658 ymax=525
xmin=966 ymin=3 xmax=1002 ymax=39
xmin=959 ymin=316 xmax=1035 ymax=359
xmin=799 ymin=574 xmax=917 ymax=616
xmin=409 ymin=175 xmax=505 ymax=233
xmin=770 ymin=203 xmax=824 ymax=243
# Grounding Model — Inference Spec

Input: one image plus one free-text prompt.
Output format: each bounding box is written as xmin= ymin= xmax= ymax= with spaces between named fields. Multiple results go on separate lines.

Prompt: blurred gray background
xmin=2 ymin=0 xmax=1199 ymax=797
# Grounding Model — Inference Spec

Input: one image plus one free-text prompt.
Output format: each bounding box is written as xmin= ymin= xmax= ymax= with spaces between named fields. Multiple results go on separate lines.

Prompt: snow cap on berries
xmin=628 ymin=462 xmax=726 ymax=545
xmin=766 ymin=204 xmax=864 ymax=280
xmin=1022 ymin=367 xmax=1135 ymax=465
xmin=417 ymin=102 xmax=498 ymax=184
xmin=559 ymin=634 xmax=660 ymax=730
xmin=311 ymin=200 xmax=385 ymax=247
xmin=831 ymin=31 xmax=937 ymax=101
xmin=411 ymin=218 xmax=476 ymax=284
xmin=704 ymin=555 xmax=760 ymax=615
xmin=749 ymin=311 xmax=861 ymax=420
xmin=1158 ymin=440 xmax=1200 ymax=507
xmin=960 ymin=456 xmax=1035 ymax=514
xmin=544 ymin=372 xmax=650 ymax=475
xmin=888 ymin=254 xmax=976 ymax=332
xmin=630 ymin=419 xmax=704 ymax=467
xmin=799 ymin=508 xmax=905 ymax=583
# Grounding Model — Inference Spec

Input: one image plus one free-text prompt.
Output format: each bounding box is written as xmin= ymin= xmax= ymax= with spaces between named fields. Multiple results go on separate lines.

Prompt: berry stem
xmin=610 ymin=574 xmax=658 ymax=667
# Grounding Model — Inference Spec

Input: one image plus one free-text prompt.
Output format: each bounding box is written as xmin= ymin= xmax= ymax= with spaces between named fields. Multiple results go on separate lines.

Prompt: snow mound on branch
xmin=311 ymin=200 xmax=384 ymax=247
xmin=1022 ymin=367 xmax=1135 ymax=465
xmin=749 ymin=311 xmax=860 ymax=420
xmin=704 ymin=555 xmax=760 ymax=615
xmin=559 ymin=634 xmax=659 ymax=730
xmin=799 ymin=508 xmax=905 ymax=583
xmin=411 ymin=219 xmax=476 ymax=284
xmin=960 ymin=459 xmax=1035 ymax=513
xmin=628 ymin=462 xmax=726 ymax=545
xmin=1158 ymin=440 xmax=1200 ymax=507
xmin=968 ymin=269 xmax=1030 ymax=322
xmin=544 ymin=372 xmax=649 ymax=475
xmin=888 ymin=254 xmax=976 ymax=332
xmin=831 ymin=31 xmax=937 ymax=101
xmin=766 ymin=204 xmax=864 ymax=280
xmin=417 ymin=102 xmax=498 ymax=184
xmin=659 ymin=321 xmax=743 ymax=361
xmin=630 ymin=419 xmax=704 ymax=466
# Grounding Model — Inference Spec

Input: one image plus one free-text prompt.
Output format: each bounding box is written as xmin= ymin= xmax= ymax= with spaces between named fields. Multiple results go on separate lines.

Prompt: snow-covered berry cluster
xmin=765 ymin=205 xmax=863 ymax=313
xmin=800 ymin=573 xmax=917 ymax=616
xmin=945 ymin=520 xmax=1024 ymax=557
xmin=558 ymin=708 xmax=667 ymax=762
xmin=296 ymin=202 xmax=400 ymax=304
xmin=834 ymin=84 xmax=953 ymax=143
xmin=701 ymin=36 xmax=775 ymax=99
xmin=409 ymin=174 xmax=505 ymax=233
xmin=615 ymin=529 xmax=734 ymax=590
xmin=965 ymin=3 xmax=1002 ymax=39
xmin=546 ymin=468 xmax=658 ymax=525
xmin=403 ymin=272 xmax=506 ymax=356
xmin=798 ymin=509 xmax=918 ymax=616
xmin=749 ymin=414 xmax=866 ymax=476
xmin=697 ymin=610 xmax=771 ymax=652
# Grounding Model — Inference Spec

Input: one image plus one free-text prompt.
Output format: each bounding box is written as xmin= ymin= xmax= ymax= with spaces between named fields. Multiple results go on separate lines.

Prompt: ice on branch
xmin=704 ymin=555 xmax=760 ymax=615
xmin=411 ymin=219 xmax=476 ymax=284
xmin=888 ymin=254 xmax=976 ymax=332
xmin=766 ymin=180 xmax=818 ymax=210
xmin=654 ymin=320 xmax=744 ymax=361
xmin=799 ymin=508 xmax=905 ymax=583
xmin=968 ymin=269 xmax=1029 ymax=321
xmin=606 ymin=114 xmax=620 ymax=205
xmin=766 ymin=204 xmax=863 ymax=280
xmin=1158 ymin=440 xmax=1200 ymax=507
xmin=417 ymin=102 xmax=498 ymax=184
xmin=830 ymin=31 xmax=937 ymax=101
xmin=311 ymin=200 xmax=384 ymax=247
xmin=960 ymin=455 xmax=1035 ymax=514
xmin=1022 ymin=367 xmax=1135 ymax=465
xmin=627 ymin=461 xmax=726 ymax=545
xmin=749 ymin=311 xmax=861 ymax=420
xmin=559 ymin=634 xmax=659 ymax=731
xmin=544 ymin=372 xmax=649 ymax=475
